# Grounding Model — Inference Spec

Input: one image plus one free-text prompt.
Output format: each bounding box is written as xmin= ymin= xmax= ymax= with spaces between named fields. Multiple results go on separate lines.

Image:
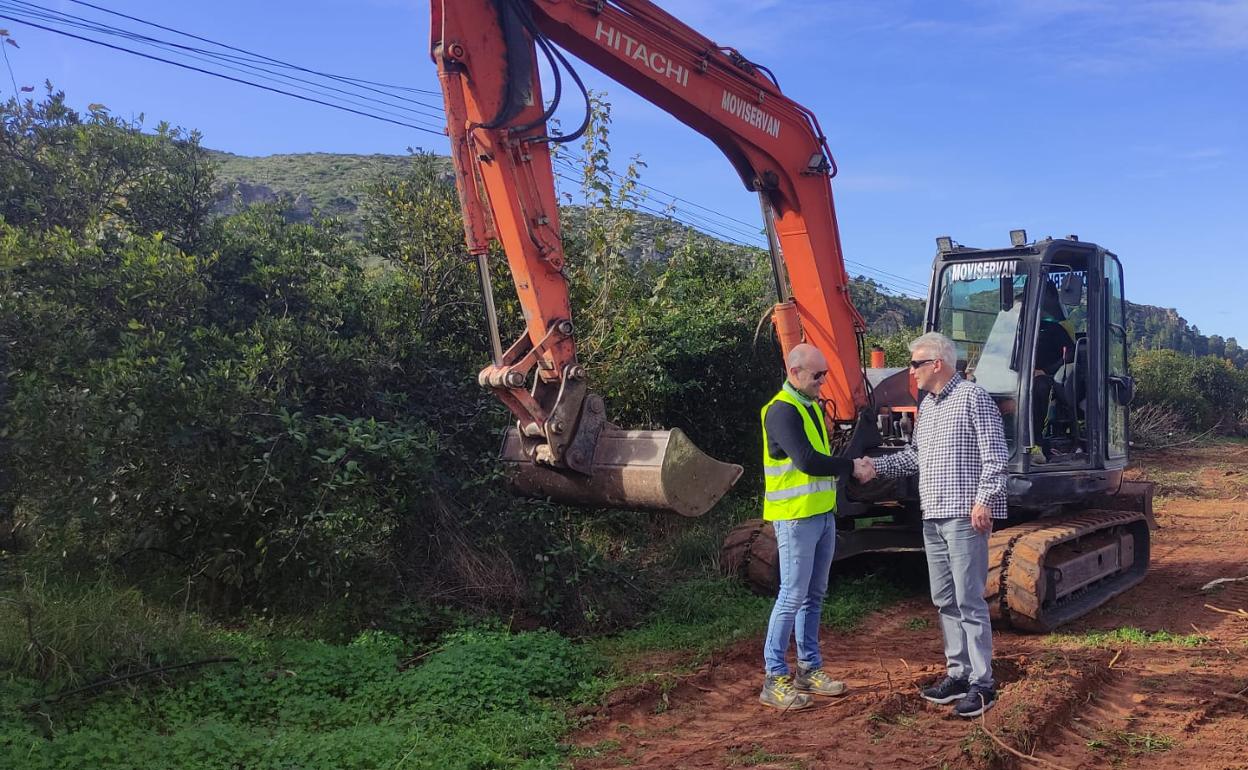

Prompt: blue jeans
xmin=924 ymin=517 xmax=994 ymax=688
xmin=763 ymin=512 xmax=835 ymax=676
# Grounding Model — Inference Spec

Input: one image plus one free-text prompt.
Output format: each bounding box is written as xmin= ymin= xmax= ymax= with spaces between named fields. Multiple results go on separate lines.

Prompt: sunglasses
xmin=808 ymin=369 xmax=828 ymax=379
xmin=909 ymin=358 xmax=936 ymax=370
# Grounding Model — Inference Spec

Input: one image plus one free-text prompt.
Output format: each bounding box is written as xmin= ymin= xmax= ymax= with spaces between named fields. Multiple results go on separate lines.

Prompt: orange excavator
xmin=430 ymin=0 xmax=1155 ymax=631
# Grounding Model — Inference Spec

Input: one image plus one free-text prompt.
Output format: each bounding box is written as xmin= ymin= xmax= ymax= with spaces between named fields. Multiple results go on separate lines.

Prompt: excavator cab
xmin=915 ymin=233 xmax=1151 ymax=632
xmin=926 ymin=232 xmax=1134 ymax=506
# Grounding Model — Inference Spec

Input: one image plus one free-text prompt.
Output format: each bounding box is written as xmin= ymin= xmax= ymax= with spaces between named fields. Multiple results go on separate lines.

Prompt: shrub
xmin=1131 ymin=349 xmax=1248 ymax=432
xmin=1129 ymin=403 xmax=1186 ymax=447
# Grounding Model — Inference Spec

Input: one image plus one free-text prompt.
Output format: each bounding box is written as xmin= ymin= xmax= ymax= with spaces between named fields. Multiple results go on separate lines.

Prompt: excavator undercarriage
xmin=722 ymin=480 xmax=1155 ymax=633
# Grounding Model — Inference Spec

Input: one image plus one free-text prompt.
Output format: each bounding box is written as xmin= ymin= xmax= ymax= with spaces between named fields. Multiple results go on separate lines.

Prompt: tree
xmin=0 ymin=88 xmax=216 ymax=252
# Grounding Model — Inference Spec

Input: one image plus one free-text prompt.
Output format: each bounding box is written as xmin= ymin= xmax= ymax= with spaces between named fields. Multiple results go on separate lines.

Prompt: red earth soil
xmin=570 ymin=442 xmax=1248 ymax=770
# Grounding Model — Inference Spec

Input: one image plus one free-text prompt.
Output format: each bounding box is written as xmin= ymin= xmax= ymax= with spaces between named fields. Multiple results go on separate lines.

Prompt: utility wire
xmin=61 ymin=0 xmax=444 ymax=99
xmin=0 ymin=12 xmax=447 ymax=135
xmin=0 ymin=1 xmax=447 ymax=124
xmin=550 ymin=167 xmax=923 ymax=298
xmin=552 ymin=156 xmax=928 ymax=294
xmin=551 ymin=157 xmax=925 ymax=297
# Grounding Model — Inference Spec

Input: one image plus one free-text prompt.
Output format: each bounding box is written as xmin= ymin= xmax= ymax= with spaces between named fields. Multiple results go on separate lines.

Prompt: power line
xmin=551 ymin=158 xmax=925 ymax=296
xmin=61 ymin=0 xmax=443 ymax=100
xmin=0 ymin=12 xmax=447 ymax=135
xmin=551 ymin=156 xmax=767 ymax=243
xmin=0 ymin=1 xmax=448 ymax=125
xmin=551 ymin=156 xmax=927 ymax=295
xmin=3 ymin=2 xmax=925 ymax=296
xmin=550 ymin=167 xmax=923 ymax=298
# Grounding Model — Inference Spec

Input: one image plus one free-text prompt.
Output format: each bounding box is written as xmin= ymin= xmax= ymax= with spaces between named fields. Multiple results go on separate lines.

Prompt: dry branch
xmin=22 ymin=657 xmax=238 ymax=710
xmin=978 ymin=711 xmax=1075 ymax=770
xmin=1200 ymin=575 xmax=1248 ymax=592
xmin=1212 ymin=690 xmax=1248 ymax=706
xmin=1204 ymin=603 xmax=1248 ymax=619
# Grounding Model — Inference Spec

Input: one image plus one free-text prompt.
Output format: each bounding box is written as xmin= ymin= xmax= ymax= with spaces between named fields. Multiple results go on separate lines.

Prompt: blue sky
xmin=4 ymin=0 xmax=1246 ymax=340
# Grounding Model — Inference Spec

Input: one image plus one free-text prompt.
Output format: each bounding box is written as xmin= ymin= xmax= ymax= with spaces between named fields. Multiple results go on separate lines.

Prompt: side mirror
xmin=1109 ymin=375 xmax=1135 ymax=406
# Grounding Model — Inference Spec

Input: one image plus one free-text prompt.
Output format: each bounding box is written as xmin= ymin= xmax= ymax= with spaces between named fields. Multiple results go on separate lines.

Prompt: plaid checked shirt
xmin=873 ymin=373 xmax=1009 ymax=520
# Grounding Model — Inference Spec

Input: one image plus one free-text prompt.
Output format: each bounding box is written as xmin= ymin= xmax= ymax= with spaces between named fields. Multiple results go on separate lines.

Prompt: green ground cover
xmin=1 ymin=572 xmax=905 ymax=769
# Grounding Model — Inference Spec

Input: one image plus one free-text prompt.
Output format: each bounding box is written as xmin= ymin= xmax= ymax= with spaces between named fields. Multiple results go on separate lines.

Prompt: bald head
xmin=786 ymin=343 xmax=824 ymax=371
xmin=786 ymin=343 xmax=829 ymax=398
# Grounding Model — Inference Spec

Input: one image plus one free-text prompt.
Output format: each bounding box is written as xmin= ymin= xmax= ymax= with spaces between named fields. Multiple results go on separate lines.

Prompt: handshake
xmin=852 ymin=456 xmax=877 ymax=484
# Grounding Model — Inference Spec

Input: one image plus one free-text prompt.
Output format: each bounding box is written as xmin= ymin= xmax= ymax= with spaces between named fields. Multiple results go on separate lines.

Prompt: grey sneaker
xmin=794 ymin=665 xmax=847 ymax=696
xmin=954 ymin=684 xmax=998 ymax=718
xmin=759 ymin=674 xmax=814 ymax=710
xmin=920 ymin=675 xmax=969 ymax=705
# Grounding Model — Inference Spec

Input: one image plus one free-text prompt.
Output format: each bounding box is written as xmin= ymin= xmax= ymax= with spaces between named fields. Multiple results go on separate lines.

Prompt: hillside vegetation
xmin=211 ymin=151 xmax=427 ymax=231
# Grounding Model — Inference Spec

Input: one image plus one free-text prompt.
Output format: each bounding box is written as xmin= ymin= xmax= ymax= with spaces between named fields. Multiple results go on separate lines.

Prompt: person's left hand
xmin=970 ymin=503 xmax=993 ymax=534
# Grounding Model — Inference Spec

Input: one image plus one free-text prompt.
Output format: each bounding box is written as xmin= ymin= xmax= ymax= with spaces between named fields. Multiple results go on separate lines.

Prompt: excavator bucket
xmin=500 ymin=426 xmax=743 ymax=517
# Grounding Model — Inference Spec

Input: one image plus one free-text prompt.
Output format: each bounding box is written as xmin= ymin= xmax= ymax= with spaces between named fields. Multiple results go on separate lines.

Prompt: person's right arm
xmin=764 ymin=402 xmax=853 ymax=477
xmin=869 ymin=412 xmax=920 ymax=479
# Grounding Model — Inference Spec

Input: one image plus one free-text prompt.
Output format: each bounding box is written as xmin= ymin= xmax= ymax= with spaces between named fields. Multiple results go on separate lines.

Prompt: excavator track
xmin=987 ymin=510 xmax=1151 ymax=633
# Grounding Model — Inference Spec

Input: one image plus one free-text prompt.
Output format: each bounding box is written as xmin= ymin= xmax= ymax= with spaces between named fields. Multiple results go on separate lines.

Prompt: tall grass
xmin=0 ymin=575 xmax=221 ymax=687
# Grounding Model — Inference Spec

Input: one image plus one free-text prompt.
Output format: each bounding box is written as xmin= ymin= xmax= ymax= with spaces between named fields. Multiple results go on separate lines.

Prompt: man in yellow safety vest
xmin=758 ymin=342 xmax=856 ymax=710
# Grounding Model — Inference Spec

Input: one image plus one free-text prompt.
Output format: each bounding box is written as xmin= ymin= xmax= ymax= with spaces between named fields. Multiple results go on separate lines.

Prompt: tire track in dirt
xmin=1029 ymin=668 xmax=1147 ymax=770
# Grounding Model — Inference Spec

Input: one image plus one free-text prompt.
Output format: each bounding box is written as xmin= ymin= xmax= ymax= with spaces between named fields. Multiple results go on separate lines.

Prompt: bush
xmin=1128 ymin=403 xmax=1186 ymax=447
xmin=1131 ymin=349 xmax=1248 ymax=432
xmin=1 ymin=210 xmax=444 ymax=608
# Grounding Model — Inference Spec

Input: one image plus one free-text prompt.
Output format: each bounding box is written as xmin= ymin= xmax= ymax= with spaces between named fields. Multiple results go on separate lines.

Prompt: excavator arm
xmin=431 ymin=0 xmax=870 ymax=515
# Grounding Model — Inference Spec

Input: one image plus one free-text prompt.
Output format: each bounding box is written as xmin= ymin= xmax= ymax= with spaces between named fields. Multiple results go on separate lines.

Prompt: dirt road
xmin=571 ymin=443 xmax=1248 ymax=769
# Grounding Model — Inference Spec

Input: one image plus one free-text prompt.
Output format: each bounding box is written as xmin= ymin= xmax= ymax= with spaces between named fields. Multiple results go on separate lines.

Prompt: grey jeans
xmin=923 ymin=517 xmax=994 ymax=688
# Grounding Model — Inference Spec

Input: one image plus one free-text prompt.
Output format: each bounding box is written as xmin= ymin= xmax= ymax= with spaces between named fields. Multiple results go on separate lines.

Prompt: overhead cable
xmin=60 ymin=0 xmax=443 ymax=100
xmin=4 ymin=1 xmax=923 ymax=295
xmin=0 ymin=1 xmax=447 ymax=125
xmin=0 ymin=11 xmax=447 ymax=135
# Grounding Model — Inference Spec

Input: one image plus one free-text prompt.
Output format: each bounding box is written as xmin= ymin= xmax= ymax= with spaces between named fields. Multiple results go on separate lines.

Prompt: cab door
xmin=1104 ymin=253 xmax=1130 ymax=461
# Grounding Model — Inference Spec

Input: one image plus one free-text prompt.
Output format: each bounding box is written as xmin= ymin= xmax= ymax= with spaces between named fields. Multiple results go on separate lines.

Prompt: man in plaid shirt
xmin=857 ymin=331 xmax=1008 ymax=717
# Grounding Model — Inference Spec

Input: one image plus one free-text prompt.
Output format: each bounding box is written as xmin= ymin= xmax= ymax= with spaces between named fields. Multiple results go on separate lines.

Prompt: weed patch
xmin=0 ymin=576 xmax=221 ymax=687
xmin=595 ymin=573 xmax=905 ymax=664
xmin=1087 ymin=730 xmax=1176 ymax=755
xmin=726 ymin=744 xmax=801 ymax=768
xmin=1046 ymin=626 xmax=1209 ymax=648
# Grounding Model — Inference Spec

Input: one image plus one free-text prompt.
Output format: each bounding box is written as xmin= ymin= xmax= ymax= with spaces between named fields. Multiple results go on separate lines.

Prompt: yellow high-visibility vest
xmin=760 ymin=388 xmax=838 ymax=521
